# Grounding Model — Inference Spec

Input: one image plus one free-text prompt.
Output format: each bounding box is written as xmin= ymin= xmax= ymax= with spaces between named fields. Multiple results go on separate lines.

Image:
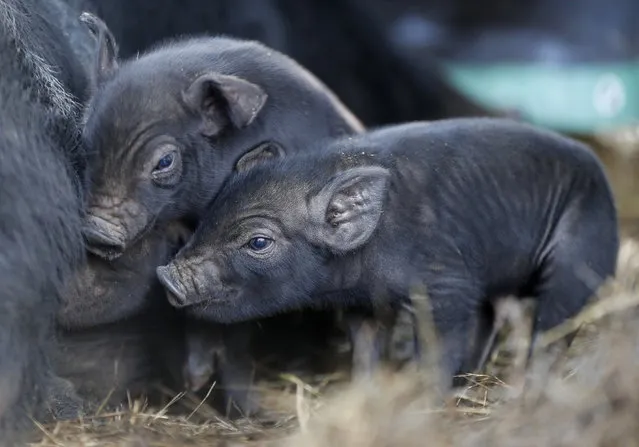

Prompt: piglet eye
xmin=154 ymin=152 xmax=175 ymax=172
xmin=247 ymin=236 xmax=273 ymax=252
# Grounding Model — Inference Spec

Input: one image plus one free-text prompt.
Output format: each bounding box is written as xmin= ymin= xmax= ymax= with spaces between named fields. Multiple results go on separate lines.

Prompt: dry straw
xmin=28 ymin=239 xmax=639 ymax=446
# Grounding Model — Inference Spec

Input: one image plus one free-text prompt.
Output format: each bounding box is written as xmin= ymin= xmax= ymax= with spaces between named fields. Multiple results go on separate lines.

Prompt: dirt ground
xmin=29 ymin=125 xmax=639 ymax=447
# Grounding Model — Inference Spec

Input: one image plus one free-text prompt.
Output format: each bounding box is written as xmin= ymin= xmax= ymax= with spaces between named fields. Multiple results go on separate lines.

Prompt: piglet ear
xmin=79 ymin=12 xmax=119 ymax=89
xmin=235 ymin=141 xmax=285 ymax=173
xmin=308 ymin=166 xmax=390 ymax=254
xmin=182 ymin=73 xmax=268 ymax=137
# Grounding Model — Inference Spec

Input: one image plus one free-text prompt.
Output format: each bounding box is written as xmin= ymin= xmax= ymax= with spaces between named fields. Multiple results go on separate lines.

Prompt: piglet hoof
xmin=219 ymin=363 xmax=261 ymax=419
xmin=43 ymin=376 xmax=85 ymax=422
xmin=223 ymin=388 xmax=261 ymax=420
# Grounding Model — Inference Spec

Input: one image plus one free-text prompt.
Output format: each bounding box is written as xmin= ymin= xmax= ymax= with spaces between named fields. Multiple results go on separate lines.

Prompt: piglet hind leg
xmin=434 ymin=321 xmax=479 ymax=390
xmin=462 ymin=306 xmax=498 ymax=375
xmin=528 ymin=202 xmax=619 ymax=373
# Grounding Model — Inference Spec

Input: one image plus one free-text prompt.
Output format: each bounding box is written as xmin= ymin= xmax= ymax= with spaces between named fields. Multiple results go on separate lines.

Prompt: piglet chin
xmin=156 ymin=264 xmax=190 ymax=308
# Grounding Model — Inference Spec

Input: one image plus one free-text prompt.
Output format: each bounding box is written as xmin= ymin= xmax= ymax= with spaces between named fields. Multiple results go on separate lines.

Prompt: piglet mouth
xmin=157 ymin=264 xmax=191 ymax=308
xmin=84 ymin=239 xmax=125 ymax=261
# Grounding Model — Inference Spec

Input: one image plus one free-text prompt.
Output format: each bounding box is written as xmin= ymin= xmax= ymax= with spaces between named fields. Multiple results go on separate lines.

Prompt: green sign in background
xmin=442 ymin=62 xmax=639 ymax=133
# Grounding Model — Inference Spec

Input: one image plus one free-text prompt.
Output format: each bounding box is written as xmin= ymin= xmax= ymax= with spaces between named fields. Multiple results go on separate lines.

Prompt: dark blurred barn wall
xmin=84 ymin=0 xmax=492 ymax=127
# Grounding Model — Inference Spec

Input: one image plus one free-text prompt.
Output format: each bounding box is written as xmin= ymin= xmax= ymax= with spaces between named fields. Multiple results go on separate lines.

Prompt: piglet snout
xmin=157 ymin=264 xmax=189 ymax=307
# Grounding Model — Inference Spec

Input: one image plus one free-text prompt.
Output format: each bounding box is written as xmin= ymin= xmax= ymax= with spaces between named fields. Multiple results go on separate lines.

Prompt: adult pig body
xmin=0 ymin=0 xmax=96 ymax=443
xmin=160 ymin=118 xmax=619 ymax=382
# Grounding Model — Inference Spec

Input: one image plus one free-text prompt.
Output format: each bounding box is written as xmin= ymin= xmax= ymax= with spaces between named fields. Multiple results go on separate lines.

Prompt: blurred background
xmin=85 ymin=0 xmax=639 ymax=223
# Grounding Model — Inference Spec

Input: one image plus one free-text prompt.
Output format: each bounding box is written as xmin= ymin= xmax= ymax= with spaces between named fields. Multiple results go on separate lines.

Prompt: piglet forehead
xmin=84 ymin=69 xmax=187 ymax=150
xmin=205 ymin=172 xmax=310 ymax=234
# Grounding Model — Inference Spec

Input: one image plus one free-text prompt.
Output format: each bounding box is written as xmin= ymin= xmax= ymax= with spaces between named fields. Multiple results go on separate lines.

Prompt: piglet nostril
xmin=157 ymin=265 xmax=189 ymax=307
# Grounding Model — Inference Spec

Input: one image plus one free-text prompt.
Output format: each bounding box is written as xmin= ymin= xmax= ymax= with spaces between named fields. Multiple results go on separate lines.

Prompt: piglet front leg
xmin=218 ymin=322 xmax=259 ymax=418
xmin=346 ymin=312 xmax=399 ymax=380
xmin=184 ymin=320 xmax=259 ymax=418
